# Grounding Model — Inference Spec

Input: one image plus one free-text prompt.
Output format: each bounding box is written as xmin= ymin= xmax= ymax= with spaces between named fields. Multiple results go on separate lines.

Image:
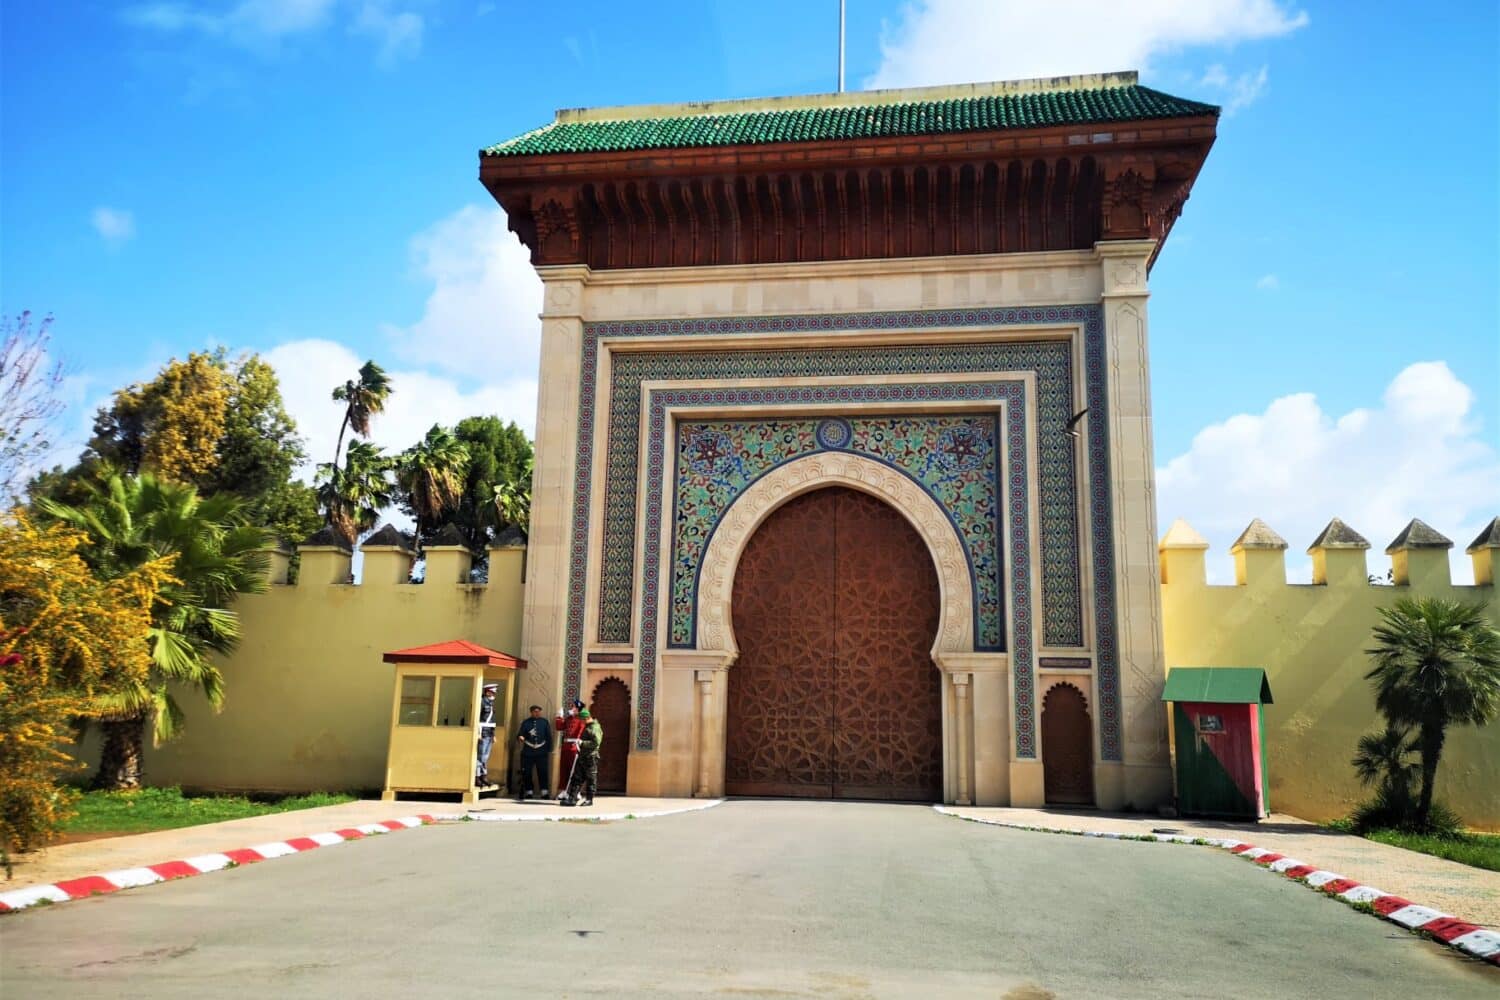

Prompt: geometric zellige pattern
xmin=725 ymin=487 xmax=943 ymax=801
xmin=562 ymin=305 xmax=1121 ymax=761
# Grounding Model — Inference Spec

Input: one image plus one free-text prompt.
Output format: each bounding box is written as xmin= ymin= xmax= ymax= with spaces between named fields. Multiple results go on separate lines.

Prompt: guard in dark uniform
xmin=515 ymin=705 xmax=552 ymax=801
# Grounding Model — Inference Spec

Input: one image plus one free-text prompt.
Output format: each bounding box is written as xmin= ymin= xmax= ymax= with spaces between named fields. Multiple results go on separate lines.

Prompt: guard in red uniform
xmin=555 ymin=699 xmax=586 ymax=799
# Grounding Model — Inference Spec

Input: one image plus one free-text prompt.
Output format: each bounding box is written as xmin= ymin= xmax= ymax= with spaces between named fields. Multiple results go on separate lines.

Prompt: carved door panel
xmin=725 ymin=486 xmax=942 ymax=800
xmin=591 ymin=677 xmax=631 ymax=794
xmin=1042 ymin=684 xmax=1094 ymax=805
xmin=833 ymin=489 xmax=943 ymax=801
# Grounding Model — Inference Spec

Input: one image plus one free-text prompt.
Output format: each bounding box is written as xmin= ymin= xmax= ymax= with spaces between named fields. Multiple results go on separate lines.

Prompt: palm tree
xmin=1351 ymin=725 xmax=1419 ymax=818
xmin=330 ymin=361 xmax=391 ymax=468
xmin=315 ymin=441 xmax=394 ymax=547
xmin=492 ymin=453 xmax=534 ymax=539
xmin=1365 ymin=597 xmax=1500 ymax=827
xmin=37 ymin=473 xmax=269 ymax=789
xmin=396 ymin=425 xmax=469 ymax=546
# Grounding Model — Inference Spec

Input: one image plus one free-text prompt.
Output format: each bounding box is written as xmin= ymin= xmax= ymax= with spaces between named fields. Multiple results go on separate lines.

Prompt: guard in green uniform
xmin=562 ymin=709 xmax=604 ymax=807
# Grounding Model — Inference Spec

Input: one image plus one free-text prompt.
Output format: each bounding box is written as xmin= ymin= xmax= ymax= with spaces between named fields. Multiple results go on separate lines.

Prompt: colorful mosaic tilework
xmin=638 ymin=383 xmax=1033 ymax=756
xmin=669 ymin=415 xmax=1004 ymax=649
xmin=596 ymin=338 xmax=1083 ymax=649
xmin=561 ymin=306 xmax=1121 ymax=761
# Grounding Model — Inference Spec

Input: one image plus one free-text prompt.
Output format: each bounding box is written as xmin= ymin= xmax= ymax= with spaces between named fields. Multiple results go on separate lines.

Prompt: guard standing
xmin=555 ymin=699 xmax=586 ymax=799
xmin=562 ymin=709 xmax=604 ymax=807
xmin=475 ymin=682 xmax=499 ymax=786
xmin=515 ymin=705 xmax=552 ymax=801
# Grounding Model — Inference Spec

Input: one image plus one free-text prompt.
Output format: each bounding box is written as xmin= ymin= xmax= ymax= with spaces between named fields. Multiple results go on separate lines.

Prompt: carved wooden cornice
xmin=480 ymin=119 xmax=1216 ymax=270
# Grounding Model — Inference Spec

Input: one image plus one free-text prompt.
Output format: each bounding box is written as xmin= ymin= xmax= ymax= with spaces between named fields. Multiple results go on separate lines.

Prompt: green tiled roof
xmin=1162 ymin=668 xmax=1273 ymax=706
xmin=484 ymin=84 xmax=1218 ymax=157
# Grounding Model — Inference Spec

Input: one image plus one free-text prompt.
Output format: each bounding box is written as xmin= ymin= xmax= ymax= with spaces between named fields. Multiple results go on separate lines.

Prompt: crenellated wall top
xmin=1159 ymin=516 xmax=1500 ymax=589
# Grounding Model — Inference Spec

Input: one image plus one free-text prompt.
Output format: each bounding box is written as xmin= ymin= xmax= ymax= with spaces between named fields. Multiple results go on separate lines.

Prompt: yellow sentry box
xmin=380 ymin=640 xmax=526 ymax=803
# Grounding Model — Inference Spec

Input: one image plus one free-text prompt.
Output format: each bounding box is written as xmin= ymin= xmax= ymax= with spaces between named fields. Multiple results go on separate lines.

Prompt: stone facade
xmin=519 ymin=245 xmax=1169 ymax=807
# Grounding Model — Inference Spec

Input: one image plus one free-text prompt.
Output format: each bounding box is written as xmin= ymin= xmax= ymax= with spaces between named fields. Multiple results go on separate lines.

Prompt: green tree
xmin=1365 ymin=597 xmax=1500 ymax=828
xmin=37 ymin=474 xmax=270 ymax=790
xmin=39 ymin=351 xmax=319 ymax=545
xmin=435 ymin=416 xmax=531 ymax=556
xmin=0 ymin=511 xmax=167 ymax=855
xmin=202 ymin=355 xmax=322 ymax=545
xmin=87 ymin=352 xmax=231 ymax=483
xmin=396 ymin=425 xmax=470 ymax=547
xmin=315 ymin=441 xmax=394 ymax=547
xmin=331 ymin=361 xmax=391 ymax=468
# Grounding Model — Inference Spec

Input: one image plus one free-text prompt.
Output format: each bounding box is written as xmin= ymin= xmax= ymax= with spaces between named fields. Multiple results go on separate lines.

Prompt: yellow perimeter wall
xmin=1161 ymin=523 xmax=1500 ymax=829
xmin=92 ymin=523 xmax=1500 ymax=829
xmin=75 ymin=542 xmax=527 ymax=795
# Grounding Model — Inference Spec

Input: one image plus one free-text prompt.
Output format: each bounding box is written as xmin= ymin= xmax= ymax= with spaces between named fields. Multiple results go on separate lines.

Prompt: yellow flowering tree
xmin=0 ymin=511 xmax=169 ymax=856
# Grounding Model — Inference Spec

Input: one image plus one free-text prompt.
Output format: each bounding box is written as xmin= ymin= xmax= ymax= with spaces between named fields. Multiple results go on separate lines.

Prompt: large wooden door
xmin=724 ymin=486 xmax=942 ymax=801
xmin=1042 ymin=683 xmax=1094 ymax=805
xmin=591 ymin=677 xmax=631 ymax=794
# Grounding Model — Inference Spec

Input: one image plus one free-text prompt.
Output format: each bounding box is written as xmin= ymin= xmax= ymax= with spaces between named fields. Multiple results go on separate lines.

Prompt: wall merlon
xmin=1158 ymin=518 xmax=1208 ymax=585
xmin=423 ymin=545 xmax=475 ymax=584
xmin=260 ymin=544 xmax=292 ymax=586
xmin=1468 ymin=517 xmax=1500 ymax=586
xmin=1230 ymin=519 xmax=1288 ymax=587
xmin=296 ymin=546 xmax=353 ymax=585
xmin=1386 ymin=518 xmax=1453 ymax=587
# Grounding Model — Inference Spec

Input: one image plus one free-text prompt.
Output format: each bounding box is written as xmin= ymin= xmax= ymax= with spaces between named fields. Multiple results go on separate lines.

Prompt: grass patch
xmin=1355 ymin=828 xmax=1500 ymax=872
xmin=63 ymin=787 xmax=355 ymax=836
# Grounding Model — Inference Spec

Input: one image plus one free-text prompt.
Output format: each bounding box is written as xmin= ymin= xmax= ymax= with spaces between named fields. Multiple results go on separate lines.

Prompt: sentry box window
xmin=398 ymin=675 xmax=436 ymax=726
xmin=1196 ymin=715 xmax=1225 ymax=734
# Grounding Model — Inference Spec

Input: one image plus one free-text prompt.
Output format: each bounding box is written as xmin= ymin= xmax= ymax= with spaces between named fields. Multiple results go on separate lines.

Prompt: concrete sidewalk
xmin=2 ymin=796 xmax=711 ymax=898
xmin=942 ymin=805 xmax=1500 ymax=927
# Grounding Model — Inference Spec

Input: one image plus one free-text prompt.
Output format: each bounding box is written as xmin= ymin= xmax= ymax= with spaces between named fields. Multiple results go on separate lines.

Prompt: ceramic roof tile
xmin=382 ymin=638 xmax=526 ymax=667
xmin=483 ymin=84 xmax=1217 ymax=157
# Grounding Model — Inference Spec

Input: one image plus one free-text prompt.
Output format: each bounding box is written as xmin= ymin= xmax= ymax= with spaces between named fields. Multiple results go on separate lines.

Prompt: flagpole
xmin=838 ymin=0 xmax=846 ymax=92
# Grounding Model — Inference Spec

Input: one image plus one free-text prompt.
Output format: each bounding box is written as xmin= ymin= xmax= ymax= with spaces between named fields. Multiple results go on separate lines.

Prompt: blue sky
xmin=3 ymin=1 xmax=1496 ymax=579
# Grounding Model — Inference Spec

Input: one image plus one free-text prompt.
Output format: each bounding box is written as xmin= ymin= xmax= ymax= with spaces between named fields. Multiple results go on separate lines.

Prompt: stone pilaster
xmin=1094 ymin=239 xmax=1170 ymax=810
xmin=520 ymin=265 xmax=589 ymax=718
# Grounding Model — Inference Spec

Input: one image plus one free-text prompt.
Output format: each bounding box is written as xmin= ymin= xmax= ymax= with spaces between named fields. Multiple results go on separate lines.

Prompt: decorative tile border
xmin=639 ymin=383 xmax=1032 ymax=754
xmin=669 ymin=414 xmax=1005 ymax=650
xmin=561 ymin=306 xmax=1122 ymax=761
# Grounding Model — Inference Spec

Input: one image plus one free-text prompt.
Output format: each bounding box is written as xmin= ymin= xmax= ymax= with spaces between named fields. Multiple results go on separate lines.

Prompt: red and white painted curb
xmin=936 ymin=806 xmax=1500 ymax=967
xmin=0 ymin=815 xmax=432 ymax=914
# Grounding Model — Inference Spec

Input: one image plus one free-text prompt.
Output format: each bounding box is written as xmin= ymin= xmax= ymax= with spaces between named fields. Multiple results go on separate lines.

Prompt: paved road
xmin=2 ymin=801 xmax=1494 ymax=998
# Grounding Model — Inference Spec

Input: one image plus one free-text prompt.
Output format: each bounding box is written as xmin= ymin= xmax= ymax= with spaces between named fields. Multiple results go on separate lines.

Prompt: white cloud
xmin=122 ymin=0 xmax=421 ymax=63
xmin=1157 ymin=362 xmax=1500 ymax=585
xmin=263 ymin=338 xmax=537 ymax=482
xmin=381 ymin=204 xmax=544 ymax=381
xmin=866 ymin=0 xmax=1307 ymax=89
xmin=1255 ymin=273 xmax=1279 ymax=290
xmin=351 ymin=2 xmax=424 ymax=67
xmin=1203 ymin=63 xmax=1270 ymax=114
xmin=91 ymin=207 xmax=136 ymax=247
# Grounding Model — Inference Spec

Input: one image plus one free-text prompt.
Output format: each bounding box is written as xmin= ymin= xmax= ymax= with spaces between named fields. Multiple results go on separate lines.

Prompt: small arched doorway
xmin=590 ymin=677 xmax=631 ymax=794
xmin=724 ymin=485 xmax=943 ymax=800
xmin=1042 ymin=683 xmax=1094 ymax=805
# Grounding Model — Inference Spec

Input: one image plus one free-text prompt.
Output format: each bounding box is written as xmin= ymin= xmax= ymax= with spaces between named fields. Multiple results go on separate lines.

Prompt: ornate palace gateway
xmin=481 ymin=72 xmax=1218 ymax=807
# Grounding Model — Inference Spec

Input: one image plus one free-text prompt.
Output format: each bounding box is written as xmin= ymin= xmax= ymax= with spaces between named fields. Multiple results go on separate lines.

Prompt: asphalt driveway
xmin=2 ymin=800 xmax=1494 ymax=998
